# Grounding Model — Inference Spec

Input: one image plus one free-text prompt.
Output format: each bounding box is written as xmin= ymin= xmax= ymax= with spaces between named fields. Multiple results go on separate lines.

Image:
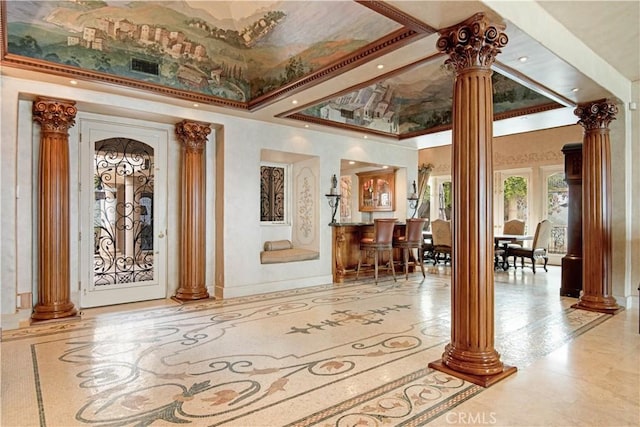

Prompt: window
xmin=260 ymin=163 xmax=289 ymax=223
xmin=545 ymin=170 xmax=568 ymax=255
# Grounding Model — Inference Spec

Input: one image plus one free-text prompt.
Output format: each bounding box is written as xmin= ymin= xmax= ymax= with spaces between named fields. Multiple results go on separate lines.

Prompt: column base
xmin=571 ymin=301 xmax=624 ymax=315
xmin=428 ymin=359 xmax=517 ymax=388
xmin=31 ymin=303 xmax=78 ymax=321
xmin=31 ymin=311 xmax=81 ymax=324
xmin=172 ymin=294 xmax=213 ymax=304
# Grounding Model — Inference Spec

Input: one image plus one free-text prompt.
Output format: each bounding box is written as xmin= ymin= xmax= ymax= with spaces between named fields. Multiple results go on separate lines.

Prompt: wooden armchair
xmin=507 ymin=219 xmax=551 ymax=273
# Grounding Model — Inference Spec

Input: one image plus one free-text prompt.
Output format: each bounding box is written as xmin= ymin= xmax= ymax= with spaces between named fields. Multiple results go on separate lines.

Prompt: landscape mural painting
xmin=3 ymin=0 xmax=402 ymax=105
xmin=292 ymin=55 xmax=563 ymax=137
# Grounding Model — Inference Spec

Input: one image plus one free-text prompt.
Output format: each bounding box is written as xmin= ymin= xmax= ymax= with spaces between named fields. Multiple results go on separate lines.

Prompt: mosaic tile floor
xmin=1 ymin=266 xmax=638 ymax=427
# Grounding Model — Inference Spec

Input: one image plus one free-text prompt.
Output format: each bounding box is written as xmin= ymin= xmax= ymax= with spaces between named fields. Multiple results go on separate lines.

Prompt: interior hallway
xmin=1 ymin=266 xmax=638 ymax=426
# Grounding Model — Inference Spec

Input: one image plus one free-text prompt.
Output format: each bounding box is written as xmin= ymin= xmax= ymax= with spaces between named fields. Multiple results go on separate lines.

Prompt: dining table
xmin=493 ymin=234 xmax=533 ymax=270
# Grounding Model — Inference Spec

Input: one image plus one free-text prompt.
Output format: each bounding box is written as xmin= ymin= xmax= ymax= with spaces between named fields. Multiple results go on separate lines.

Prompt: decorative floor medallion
xmin=1 ymin=270 xmax=611 ymax=426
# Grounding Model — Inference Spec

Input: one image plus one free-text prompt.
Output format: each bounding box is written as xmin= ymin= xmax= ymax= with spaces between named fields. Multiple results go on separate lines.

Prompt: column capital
xmin=437 ymin=12 xmax=508 ymax=73
xmin=175 ymin=120 xmax=211 ymax=152
xmin=32 ymin=97 xmax=77 ymax=133
xmin=574 ymin=99 xmax=618 ymax=130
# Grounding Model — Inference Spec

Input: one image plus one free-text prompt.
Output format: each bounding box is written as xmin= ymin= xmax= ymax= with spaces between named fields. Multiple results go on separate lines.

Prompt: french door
xmin=79 ymin=117 xmax=167 ymax=308
xmin=493 ymin=170 xmax=532 ymax=235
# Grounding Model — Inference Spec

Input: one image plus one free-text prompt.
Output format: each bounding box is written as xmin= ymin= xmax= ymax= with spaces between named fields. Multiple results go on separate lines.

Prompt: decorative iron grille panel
xmin=94 ymin=138 xmax=154 ymax=286
xmin=260 ymin=166 xmax=285 ymax=221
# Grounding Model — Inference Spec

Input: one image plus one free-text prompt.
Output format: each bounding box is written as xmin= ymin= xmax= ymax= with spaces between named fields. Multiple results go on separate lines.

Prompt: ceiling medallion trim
xmin=494 ymin=102 xmax=564 ymax=121
xmin=287 ymin=113 xmax=398 ymax=139
xmin=248 ymin=27 xmax=424 ymax=111
xmin=356 ymin=0 xmax=437 ymax=34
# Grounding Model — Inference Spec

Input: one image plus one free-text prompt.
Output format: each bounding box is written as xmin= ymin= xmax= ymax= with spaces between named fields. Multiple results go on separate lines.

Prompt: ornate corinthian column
xmin=174 ymin=120 xmax=211 ymax=301
xmin=573 ymin=100 xmax=622 ymax=314
xmin=428 ymin=13 xmax=516 ymax=387
xmin=32 ymin=97 xmax=78 ymax=321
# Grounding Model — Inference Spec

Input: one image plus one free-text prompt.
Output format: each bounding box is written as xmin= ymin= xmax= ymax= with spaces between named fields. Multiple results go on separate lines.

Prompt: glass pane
xmin=546 ymin=172 xmax=569 ymax=254
xmin=503 ymin=176 xmax=528 ymax=226
xmin=93 ymin=138 xmax=154 ymax=286
xmin=439 ymin=181 xmax=452 ymax=220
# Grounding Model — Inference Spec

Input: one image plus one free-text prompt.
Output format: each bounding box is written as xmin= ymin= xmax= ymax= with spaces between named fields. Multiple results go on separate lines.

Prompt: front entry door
xmin=80 ymin=118 xmax=167 ymax=308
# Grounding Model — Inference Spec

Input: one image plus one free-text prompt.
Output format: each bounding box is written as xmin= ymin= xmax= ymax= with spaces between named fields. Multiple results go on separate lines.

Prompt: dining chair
xmin=503 ymin=219 xmax=526 ymax=247
xmin=507 ymin=219 xmax=551 ymax=273
xmin=356 ymin=218 xmax=397 ymax=283
xmin=430 ymin=219 xmax=452 ymax=264
xmin=393 ymin=218 xmax=428 ymax=279
xmin=500 ymin=218 xmax=526 ymax=268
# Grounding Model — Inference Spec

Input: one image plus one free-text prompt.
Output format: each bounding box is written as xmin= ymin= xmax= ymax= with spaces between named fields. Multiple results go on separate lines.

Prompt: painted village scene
xmin=5 ymin=0 xmax=400 ymax=102
xmin=6 ymin=0 xmax=559 ymax=136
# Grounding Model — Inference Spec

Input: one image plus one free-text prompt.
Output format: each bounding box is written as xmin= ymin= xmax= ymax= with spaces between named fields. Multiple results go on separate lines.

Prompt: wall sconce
xmin=407 ymin=180 xmax=419 ymax=218
xmin=326 ymin=174 xmax=341 ymax=224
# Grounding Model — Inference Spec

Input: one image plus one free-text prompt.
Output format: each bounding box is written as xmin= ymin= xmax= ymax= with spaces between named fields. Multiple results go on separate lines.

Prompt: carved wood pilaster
xmin=333 ymin=226 xmax=347 ymax=282
xmin=174 ymin=120 xmax=211 ymax=301
xmin=573 ymin=100 xmax=622 ymax=313
xmin=31 ymin=97 xmax=78 ymax=321
xmin=428 ymin=13 xmax=516 ymax=387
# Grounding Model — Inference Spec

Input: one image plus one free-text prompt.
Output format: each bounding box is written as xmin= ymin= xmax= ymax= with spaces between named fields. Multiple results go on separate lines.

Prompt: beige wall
xmin=418 ymin=125 xmax=583 ymax=173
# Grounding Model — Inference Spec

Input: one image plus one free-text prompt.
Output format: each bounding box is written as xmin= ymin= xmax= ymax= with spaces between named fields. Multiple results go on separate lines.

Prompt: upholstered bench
xmin=260 ymin=240 xmax=319 ymax=264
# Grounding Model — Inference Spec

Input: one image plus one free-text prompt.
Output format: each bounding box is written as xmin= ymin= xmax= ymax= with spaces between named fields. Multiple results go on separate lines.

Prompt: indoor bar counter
xmin=329 ymin=222 xmax=409 ymax=283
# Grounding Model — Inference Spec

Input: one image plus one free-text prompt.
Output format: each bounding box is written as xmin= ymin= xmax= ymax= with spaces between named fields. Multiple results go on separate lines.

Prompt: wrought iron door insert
xmin=93 ymin=138 xmax=154 ymax=285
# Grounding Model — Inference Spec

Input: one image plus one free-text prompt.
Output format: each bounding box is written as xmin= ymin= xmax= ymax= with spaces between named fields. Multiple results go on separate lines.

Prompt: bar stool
xmin=356 ymin=218 xmax=397 ymax=283
xmin=394 ymin=218 xmax=428 ymax=279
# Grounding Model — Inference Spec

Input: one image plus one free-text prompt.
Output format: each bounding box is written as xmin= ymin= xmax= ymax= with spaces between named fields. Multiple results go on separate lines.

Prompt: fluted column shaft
xmin=573 ymin=101 xmax=621 ymax=313
xmin=428 ymin=13 xmax=515 ymax=387
xmin=32 ymin=97 xmax=78 ymax=320
xmin=174 ymin=120 xmax=211 ymax=301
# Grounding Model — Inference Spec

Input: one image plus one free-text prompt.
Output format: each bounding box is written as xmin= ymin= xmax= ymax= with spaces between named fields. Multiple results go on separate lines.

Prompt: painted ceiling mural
xmin=5 ymin=1 xmax=402 ymax=103
xmin=2 ymin=0 xmax=562 ymax=138
xmin=290 ymin=55 xmax=561 ymax=137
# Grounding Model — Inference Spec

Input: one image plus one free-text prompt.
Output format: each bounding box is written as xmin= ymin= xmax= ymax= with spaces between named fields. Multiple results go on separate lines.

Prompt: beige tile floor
xmin=1 ymin=265 xmax=638 ymax=427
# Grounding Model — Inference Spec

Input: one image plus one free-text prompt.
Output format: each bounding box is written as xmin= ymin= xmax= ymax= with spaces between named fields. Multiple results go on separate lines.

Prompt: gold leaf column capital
xmin=32 ymin=97 xmax=77 ymax=134
xmin=436 ymin=12 xmax=508 ymax=72
xmin=175 ymin=120 xmax=211 ymax=153
xmin=574 ymin=99 xmax=618 ymax=130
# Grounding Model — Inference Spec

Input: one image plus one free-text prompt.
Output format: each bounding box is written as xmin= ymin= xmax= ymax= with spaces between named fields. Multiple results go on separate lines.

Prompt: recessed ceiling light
xmin=572 ymin=88 xmax=580 ymax=92
xmin=193 ymin=103 xmax=199 ymax=107
xmin=518 ymin=56 xmax=528 ymax=63
xmin=382 ymin=165 xmax=389 ymax=169
xmin=348 ymin=161 xmax=355 ymax=165
xmin=69 ymin=80 xmax=78 ymax=85
xmin=377 ymin=64 xmax=384 ymax=69
xmin=363 ymin=135 xmax=368 ymax=139
xmin=292 ymin=99 xmax=298 ymax=105
xmin=304 ymin=124 xmax=309 ymax=128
